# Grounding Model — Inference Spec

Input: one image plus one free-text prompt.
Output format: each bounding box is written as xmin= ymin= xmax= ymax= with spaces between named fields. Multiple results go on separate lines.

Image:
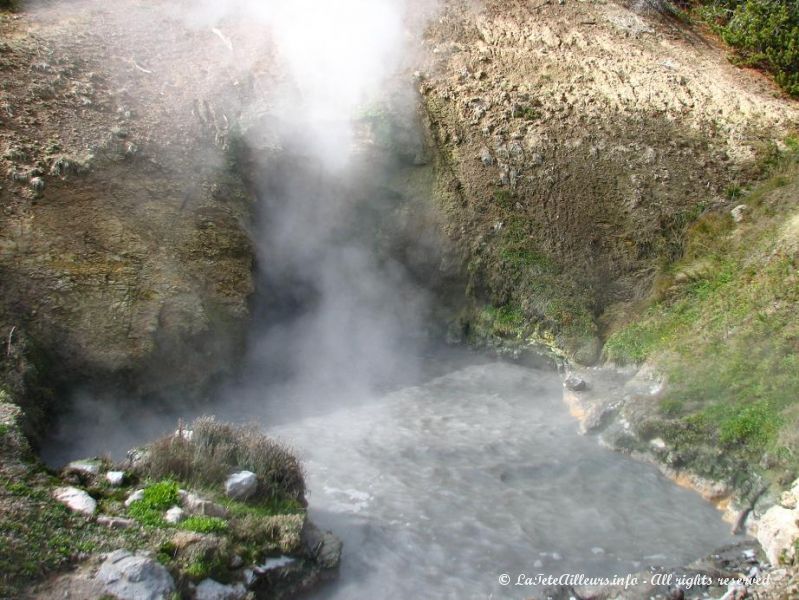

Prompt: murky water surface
xmin=45 ymin=355 xmax=737 ymax=599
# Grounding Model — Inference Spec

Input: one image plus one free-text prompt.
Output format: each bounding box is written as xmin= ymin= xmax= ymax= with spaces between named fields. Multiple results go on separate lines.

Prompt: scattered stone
xmin=224 ymin=471 xmax=257 ymax=501
xmin=97 ymin=515 xmax=136 ymax=529
xmin=731 ymin=204 xmax=748 ymax=223
xmin=479 ymin=146 xmax=494 ymax=166
xmin=96 ymin=550 xmax=176 ymax=600
xmin=3 ymin=146 xmax=26 ymax=162
xmin=164 ymin=506 xmax=185 ymax=524
xmin=302 ymin=522 xmax=342 ymax=570
xmin=563 ymin=373 xmax=586 ymax=391
xmin=124 ymin=489 xmax=145 ymax=507
xmin=780 ymin=490 xmax=797 ymax=510
xmin=65 ymin=459 xmax=102 ymax=477
xmin=183 ymin=492 xmax=229 ymax=518
xmin=755 ymin=503 xmax=799 ymax=565
xmin=194 ymin=579 xmax=247 ymax=600
xmin=106 ymin=470 xmax=125 ymax=486
xmin=8 ymin=169 xmax=29 ymax=183
xmin=255 ymin=556 xmax=296 ymax=573
xmin=650 ymin=437 xmax=667 ymax=450
xmin=174 ymin=427 xmax=193 ymax=441
xmin=53 ymin=486 xmax=97 ymax=515
xmin=171 ymin=530 xmax=206 ymax=551
xmin=29 ymin=176 xmax=45 ymax=193
xmin=719 ymin=582 xmax=747 ymax=600
xmin=49 ymin=155 xmax=83 ymax=177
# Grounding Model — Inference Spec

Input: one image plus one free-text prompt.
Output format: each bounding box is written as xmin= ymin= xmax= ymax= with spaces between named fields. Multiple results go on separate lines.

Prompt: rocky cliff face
xmin=418 ymin=0 xmax=799 ymax=362
xmin=0 ymin=2 xmax=261 ymax=424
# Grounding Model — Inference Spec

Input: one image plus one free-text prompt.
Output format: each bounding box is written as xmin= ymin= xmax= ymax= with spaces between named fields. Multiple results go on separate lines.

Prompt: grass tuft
xmin=135 ymin=417 xmax=305 ymax=507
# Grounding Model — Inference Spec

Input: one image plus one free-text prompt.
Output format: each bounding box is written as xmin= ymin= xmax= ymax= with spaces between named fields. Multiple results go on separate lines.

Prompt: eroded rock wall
xmin=418 ymin=0 xmax=799 ymax=361
xmin=0 ymin=2 xmax=264 ymax=420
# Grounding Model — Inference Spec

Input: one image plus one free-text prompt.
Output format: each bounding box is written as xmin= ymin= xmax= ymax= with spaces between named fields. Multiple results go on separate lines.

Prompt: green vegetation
xmin=461 ymin=205 xmax=599 ymax=361
xmin=179 ymin=515 xmax=228 ymax=534
xmin=1 ymin=378 xmax=317 ymax=595
xmin=223 ymin=495 xmax=304 ymax=518
xmin=515 ymin=106 xmax=542 ymax=121
xmin=0 ymin=473 xmax=103 ymax=594
xmin=605 ymin=138 xmax=799 ymax=486
xmin=690 ymin=0 xmax=799 ymax=96
xmin=183 ymin=554 xmax=227 ymax=580
xmin=477 ymin=304 xmax=527 ymax=338
xmin=127 ymin=480 xmax=180 ymax=527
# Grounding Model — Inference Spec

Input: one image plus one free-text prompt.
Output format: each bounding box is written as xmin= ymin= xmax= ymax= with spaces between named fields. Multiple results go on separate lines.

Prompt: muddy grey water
xmin=44 ymin=353 xmax=738 ymax=599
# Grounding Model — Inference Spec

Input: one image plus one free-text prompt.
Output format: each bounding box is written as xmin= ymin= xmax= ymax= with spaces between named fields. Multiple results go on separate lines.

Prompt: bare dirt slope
xmin=420 ymin=0 xmax=799 ymax=361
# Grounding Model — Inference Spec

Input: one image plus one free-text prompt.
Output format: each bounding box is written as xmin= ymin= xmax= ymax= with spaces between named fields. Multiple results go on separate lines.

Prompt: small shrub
xmin=136 ymin=417 xmax=305 ymax=506
xmin=721 ymin=1 xmax=799 ymax=96
xmin=141 ymin=480 xmax=180 ymax=509
xmin=717 ymin=401 xmax=781 ymax=448
xmin=691 ymin=0 xmax=799 ymax=97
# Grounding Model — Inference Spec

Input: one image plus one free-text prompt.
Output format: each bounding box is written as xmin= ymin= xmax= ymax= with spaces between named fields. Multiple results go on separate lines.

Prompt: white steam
xmin=178 ymin=0 xmax=423 ymax=169
xmin=41 ymin=0 xmax=442 ymax=464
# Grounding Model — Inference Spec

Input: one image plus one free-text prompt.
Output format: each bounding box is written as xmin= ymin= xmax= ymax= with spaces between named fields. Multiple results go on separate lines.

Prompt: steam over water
xmin=45 ymin=350 xmax=738 ymax=599
xmin=225 ymin=358 xmax=737 ymax=600
xmin=39 ymin=0 xmax=738 ymax=598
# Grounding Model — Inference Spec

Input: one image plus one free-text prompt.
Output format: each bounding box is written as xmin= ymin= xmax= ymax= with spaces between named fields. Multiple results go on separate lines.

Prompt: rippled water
xmin=228 ymin=359 xmax=736 ymax=599
xmin=44 ymin=355 xmax=738 ymax=600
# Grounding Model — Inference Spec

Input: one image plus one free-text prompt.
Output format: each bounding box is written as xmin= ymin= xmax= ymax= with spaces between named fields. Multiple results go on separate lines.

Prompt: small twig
xmin=130 ymin=59 xmax=153 ymax=74
xmin=6 ymin=326 xmax=15 ymax=357
xmin=212 ymin=28 xmax=233 ymax=52
xmin=530 ymin=0 xmax=551 ymax=11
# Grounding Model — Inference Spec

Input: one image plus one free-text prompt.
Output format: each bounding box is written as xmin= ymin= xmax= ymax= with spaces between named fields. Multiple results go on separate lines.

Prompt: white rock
xmin=124 ymin=489 xmax=145 ymax=507
xmin=106 ymin=471 xmax=125 ymax=487
xmin=97 ymin=515 xmax=136 ymax=529
xmin=755 ymin=504 xmax=799 ymax=565
xmin=164 ymin=506 xmax=185 ymax=524
xmin=195 ymin=579 xmax=247 ymax=600
xmin=731 ymin=204 xmax=748 ymax=223
xmin=780 ymin=490 xmax=797 ymax=510
xmin=53 ymin=486 xmax=96 ymax=515
xmin=650 ymin=437 xmax=667 ymax=450
xmin=224 ymin=471 xmax=257 ymax=500
xmin=96 ymin=550 xmax=176 ymax=600
xmin=174 ymin=428 xmax=193 ymax=441
xmin=183 ymin=492 xmax=229 ymax=518
xmin=256 ymin=555 xmax=295 ymax=572
xmin=66 ymin=460 xmax=101 ymax=476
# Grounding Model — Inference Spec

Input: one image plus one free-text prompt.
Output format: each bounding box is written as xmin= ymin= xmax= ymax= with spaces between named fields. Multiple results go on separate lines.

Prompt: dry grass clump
xmin=136 ymin=416 xmax=305 ymax=505
xmin=232 ymin=513 xmax=304 ymax=555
